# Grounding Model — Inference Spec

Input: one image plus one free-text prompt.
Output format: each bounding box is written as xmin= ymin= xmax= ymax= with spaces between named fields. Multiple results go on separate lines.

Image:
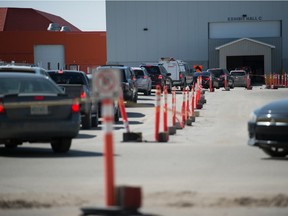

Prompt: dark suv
xmin=97 ymin=65 xmax=138 ymax=103
xmin=140 ymin=63 xmax=172 ymax=92
xmin=207 ymin=68 xmax=234 ymax=89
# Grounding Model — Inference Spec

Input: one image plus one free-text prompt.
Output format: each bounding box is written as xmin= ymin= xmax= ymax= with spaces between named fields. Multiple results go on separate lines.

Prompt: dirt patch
xmin=213 ymin=194 xmax=288 ymax=208
xmin=146 ymin=191 xmax=288 ymax=209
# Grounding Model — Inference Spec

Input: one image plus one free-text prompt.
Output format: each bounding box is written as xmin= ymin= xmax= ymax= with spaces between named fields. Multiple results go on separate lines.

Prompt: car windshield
xmin=143 ymin=66 xmax=160 ymax=75
xmin=209 ymin=69 xmax=223 ymax=77
xmin=231 ymin=71 xmax=246 ymax=76
xmin=49 ymin=73 xmax=85 ymax=84
xmin=134 ymin=70 xmax=144 ymax=77
xmin=0 ymin=77 xmax=60 ymax=95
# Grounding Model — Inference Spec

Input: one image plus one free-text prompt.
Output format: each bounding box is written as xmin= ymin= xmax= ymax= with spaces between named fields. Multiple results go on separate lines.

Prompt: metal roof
xmin=0 ymin=7 xmax=81 ymax=32
xmin=215 ymin=38 xmax=275 ymax=50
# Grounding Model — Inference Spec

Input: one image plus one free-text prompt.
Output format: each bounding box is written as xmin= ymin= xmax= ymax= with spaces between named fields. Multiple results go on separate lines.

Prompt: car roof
xmin=140 ymin=63 xmax=162 ymax=66
xmin=0 ymin=64 xmax=45 ymax=71
xmin=230 ymin=70 xmax=246 ymax=73
xmin=98 ymin=65 xmax=129 ymax=69
xmin=131 ymin=67 xmax=144 ymax=70
xmin=47 ymin=69 xmax=87 ymax=74
xmin=0 ymin=72 xmax=49 ymax=79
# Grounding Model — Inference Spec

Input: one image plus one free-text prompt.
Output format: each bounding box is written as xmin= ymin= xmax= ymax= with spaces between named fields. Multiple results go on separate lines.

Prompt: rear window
xmin=0 ymin=77 xmax=60 ymax=95
xmin=134 ymin=70 xmax=144 ymax=77
xmin=209 ymin=69 xmax=224 ymax=77
xmin=49 ymin=72 xmax=85 ymax=85
xmin=143 ymin=66 xmax=160 ymax=75
xmin=231 ymin=71 xmax=246 ymax=76
xmin=0 ymin=69 xmax=35 ymax=74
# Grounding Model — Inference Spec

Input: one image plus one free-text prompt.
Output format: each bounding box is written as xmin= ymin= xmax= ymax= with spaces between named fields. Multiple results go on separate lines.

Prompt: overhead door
xmin=34 ymin=45 xmax=65 ymax=70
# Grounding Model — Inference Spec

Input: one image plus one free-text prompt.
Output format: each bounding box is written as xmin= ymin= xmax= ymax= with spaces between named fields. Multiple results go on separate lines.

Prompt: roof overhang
xmin=215 ymin=37 xmax=275 ymax=50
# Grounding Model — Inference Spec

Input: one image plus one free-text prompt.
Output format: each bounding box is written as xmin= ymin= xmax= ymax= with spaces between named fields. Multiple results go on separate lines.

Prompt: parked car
xmin=0 ymin=64 xmax=49 ymax=77
xmin=159 ymin=57 xmax=193 ymax=89
xmin=131 ymin=67 xmax=152 ymax=95
xmin=97 ymin=65 xmax=138 ymax=103
xmin=0 ymin=73 xmax=80 ymax=153
xmin=248 ymin=98 xmax=288 ymax=157
xmin=230 ymin=70 xmax=247 ymax=87
xmin=192 ymin=71 xmax=214 ymax=89
xmin=207 ymin=68 xmax=234 ymax=89
xmin=47 ymin=70 xmax=98 ymax=129
xmin=140 ymin=63 xmax=172 ymax=92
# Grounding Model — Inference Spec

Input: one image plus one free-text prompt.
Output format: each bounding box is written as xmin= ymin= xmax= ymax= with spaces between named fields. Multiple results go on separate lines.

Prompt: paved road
xmin=1 ymin=86 xmax=288 ymax=216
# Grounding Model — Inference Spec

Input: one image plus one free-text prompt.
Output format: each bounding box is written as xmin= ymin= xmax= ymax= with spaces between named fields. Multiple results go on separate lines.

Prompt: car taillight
xmin=179 ymin=74 xmax=183 ymax=79
xmin=0 ymin=99 xmax=4 ymax=114
xmin=71 ymin=100 xmax=80 ymax=113
xmin=34 ymin=96 xmax=44 ymax=100
xmin=158 ymin=75 xmax=163 ymax=79
xmin=58 ymin=70 xmax=64 ymax=74
xmin=143 ymin=76 xmax=147 ymax=79
xmin=80 ymin=91 xmax=86 ymax=99
xmin=204 ymin=77 xmax=209 ymax=81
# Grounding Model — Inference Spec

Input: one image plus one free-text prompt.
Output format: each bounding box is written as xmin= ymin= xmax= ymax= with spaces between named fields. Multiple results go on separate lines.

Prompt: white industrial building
xmin=106 ymin=1 xmax=288 ymax=83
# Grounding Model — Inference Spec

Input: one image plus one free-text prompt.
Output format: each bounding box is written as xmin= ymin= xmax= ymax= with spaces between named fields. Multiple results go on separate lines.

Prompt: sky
xmin=0 ymin=0 xmax=106 ymax=31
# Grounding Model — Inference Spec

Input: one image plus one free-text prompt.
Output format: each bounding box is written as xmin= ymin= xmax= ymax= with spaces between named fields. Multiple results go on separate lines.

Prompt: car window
xmin=49 ymin=73 xmax=85 ymax=85
xmin=134 ymin=69 xmax=144 ymax=77
xmin=0 ymin=77 xmax=60 ymax=94
xmin=209 ymin=69 xmax=223 ymax=77
xmin=231 ymin=72 xmax=246 ymax=76
xmin=144 ymin=66 xmax=161 ymax=75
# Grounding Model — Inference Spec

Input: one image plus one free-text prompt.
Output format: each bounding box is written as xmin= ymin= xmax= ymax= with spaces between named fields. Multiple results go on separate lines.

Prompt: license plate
xmin=30 ymin=105 xmax=48 ymax=115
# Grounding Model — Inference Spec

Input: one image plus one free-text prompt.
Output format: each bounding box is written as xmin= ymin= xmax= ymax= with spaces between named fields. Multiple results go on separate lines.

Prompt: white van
xmin=159 ymin=57 xmax=193 ymax=89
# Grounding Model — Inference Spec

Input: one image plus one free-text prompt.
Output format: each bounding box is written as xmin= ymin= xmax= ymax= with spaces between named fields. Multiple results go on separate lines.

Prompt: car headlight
xmin=248 ymin=111 xmax=257 ymax=123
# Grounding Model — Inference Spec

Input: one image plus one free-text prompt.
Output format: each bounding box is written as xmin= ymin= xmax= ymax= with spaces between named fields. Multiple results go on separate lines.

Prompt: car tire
xmin=167 ymin=80 xmax=172 ymax=93
xmin=51 ymin=138 xmax=72 ymax=153
xmin=261 ymin=147 xmax=288 ymax=157
xmin=82 ymin=110 xmax=92 ymax=129
xmin=114 ymin=106 xmax=120 ymax=122
xmin=133 ymin=93 xmax=138 ymax=103
xmin=92 ymin=114 xmax=99 ymax=128
xmin=144 ymin=89 xmax=149 ymax=96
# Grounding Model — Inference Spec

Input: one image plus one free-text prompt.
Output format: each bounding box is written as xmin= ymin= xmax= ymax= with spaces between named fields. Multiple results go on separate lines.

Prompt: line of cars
xmin=191 ymin=68 xmax=249 ymax=89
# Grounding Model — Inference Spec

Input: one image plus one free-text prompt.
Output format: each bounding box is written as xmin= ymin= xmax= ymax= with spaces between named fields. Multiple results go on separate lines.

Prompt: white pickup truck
xmin=159 ymin=57 xmax=193 ymax=89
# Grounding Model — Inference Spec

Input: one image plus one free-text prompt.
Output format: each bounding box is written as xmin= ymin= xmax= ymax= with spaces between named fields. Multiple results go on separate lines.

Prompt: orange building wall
xmin=0 ymin=31 xmax=106 ymax=73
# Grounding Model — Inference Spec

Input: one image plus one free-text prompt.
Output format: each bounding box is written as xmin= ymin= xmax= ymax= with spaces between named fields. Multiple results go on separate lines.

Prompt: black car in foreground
xmin=0 ymin=73 xmax=80 ymax=153
xmin=248 ymin=98 xmax=288 ymax=157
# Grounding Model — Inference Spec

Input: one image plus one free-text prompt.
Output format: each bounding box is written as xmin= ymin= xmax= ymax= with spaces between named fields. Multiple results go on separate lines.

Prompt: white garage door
xmin=209 ymin=21 xmax=281 ymax=39
xmin=34 ymin=45 xmax=65 ymax=70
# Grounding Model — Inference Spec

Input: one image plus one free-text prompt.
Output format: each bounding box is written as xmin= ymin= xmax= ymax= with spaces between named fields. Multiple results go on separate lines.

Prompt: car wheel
xmin=114 ymin=106 xmax=120 ymax=122
xmin=133 ymin=92 xmax=138 ymax=103
xmin=261 ymin=147 xmax=288 ymax=157
xmin=92 ymin=114 xmax=99 ymax=128
xmin=51 ymin=138 xmax=72 ymax=153
xmin=144 ymin=89 xmax=149 ymax=96
xmin=82 ymin=110 xmax=92 ymax=129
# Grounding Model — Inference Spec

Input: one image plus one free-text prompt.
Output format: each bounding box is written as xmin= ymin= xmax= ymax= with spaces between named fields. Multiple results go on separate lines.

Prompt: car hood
xmin=256 ymin=98 xmax=288 ymax=115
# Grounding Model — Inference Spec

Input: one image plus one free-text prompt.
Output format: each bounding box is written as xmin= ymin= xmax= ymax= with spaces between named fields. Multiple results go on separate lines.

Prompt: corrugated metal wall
xmin=106 ymin=1 xmax=288 ymax=72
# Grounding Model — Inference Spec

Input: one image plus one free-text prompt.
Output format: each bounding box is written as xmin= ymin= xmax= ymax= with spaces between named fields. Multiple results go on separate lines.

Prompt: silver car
xmin=0 ymin=73 xmax=80 ymax=153
xmin=230 ymin=70 xmax=247 ymax=87
xmin=131 ymin=67 xmax=152 ymax=95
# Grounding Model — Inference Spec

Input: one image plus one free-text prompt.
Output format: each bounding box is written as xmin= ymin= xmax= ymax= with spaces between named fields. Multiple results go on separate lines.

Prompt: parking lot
xmin=0 ymin=86 xmax=288 ymax=216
